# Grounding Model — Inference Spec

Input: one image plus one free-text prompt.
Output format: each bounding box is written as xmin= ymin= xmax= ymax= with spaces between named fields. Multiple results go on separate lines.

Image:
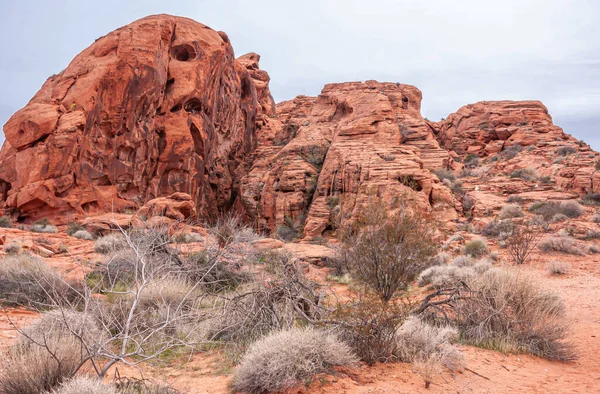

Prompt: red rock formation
xmin=137 ymin=192 xmax=197 ymax=221
xmin=0 ymin=14 xmax=266 ymax=223
xmin=240 ymin=81 xmax=457 ymax=237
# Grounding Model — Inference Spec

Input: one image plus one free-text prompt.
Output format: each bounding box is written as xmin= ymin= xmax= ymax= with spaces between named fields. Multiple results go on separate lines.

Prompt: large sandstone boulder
xmin=0 ymin=14 xmax=271 ymax=223
xmin=240 ymin=81 xmax=457 ymax=237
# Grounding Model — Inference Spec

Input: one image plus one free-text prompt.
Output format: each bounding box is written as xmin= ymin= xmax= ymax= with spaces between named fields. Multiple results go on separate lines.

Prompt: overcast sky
xmin=1 ymin=0 xmax=598 ymax=149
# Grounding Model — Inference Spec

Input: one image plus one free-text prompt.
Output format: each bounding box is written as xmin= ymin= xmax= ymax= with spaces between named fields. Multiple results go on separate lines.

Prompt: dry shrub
xmin=0 ymin=255 xmax=82 ymax=308
xmin=0 ymin=311 xmax=104 ymax=394
xmin=4 ymin=242 xmax=21 ymax=254
xmin=0 ymin=215 xmax=13 ymax=228
xmin=592 ymin=214 xmax=600 ymax=223
xmin=73 ymin=230 xmax=94 ymax=240
xmin=499 ymin=204 xmax=524 ymax=219
xmin=529 ymin=200 xmax=584 ymax=220
xmin=506 ymin=225 xmax=543 ymax=264
xmin=0 ymin=342 xmax=80 ymax=394
xmin=173 ymin=231 xmax=203 ymax=243
xmin=231 ymin=328 xmax=358 ymax=394
xmin=186 ymin=246 xmax=251 ymax=292
xmin=395 ymin=316 xmax=464 ymax=368
xmin=208 ymin=260 xmax=325 ymax=349
xmin=114 ymin=376 xmax=181 ymax=394
xmin=332 ymin=291 xmax=408 ymax=365
xmin=52 ymin=376 xmax=118 ymax=394
xmin=94 ymin=233 xmax=127 ymax=254
xmin=417 ymin=260 xmax=492 ymax=290
xmin=464 ymin=238 xmax=488 ymax=257
xmin=510 ymin=167 xmax=538 ymax=182
xmin=342 ymin=201 xmax=436 ymax=302
xmin=66 ymin=222 xmax=86 ymax=236
xmin=482 ymin=219 xmax=514 ymax=238
xmin=32 ymin=224 xmax=58 ymax=233
xmin=538 ymin=235 xmax=587 ymax=255
xmin=546 ymin=261 xmax=570 ymax=275
xmin=451 ymin=270 xmax=575 ymax=361
xmin=209 ymin=213 xmax=259 ymax=247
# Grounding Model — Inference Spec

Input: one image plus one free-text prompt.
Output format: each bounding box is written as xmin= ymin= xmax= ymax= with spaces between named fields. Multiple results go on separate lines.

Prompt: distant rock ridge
xmin=1 ymin=14 xmax=598 ymax=237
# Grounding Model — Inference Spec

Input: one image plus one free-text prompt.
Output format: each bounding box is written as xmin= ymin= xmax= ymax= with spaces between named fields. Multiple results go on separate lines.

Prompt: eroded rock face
xmin=0 ymin=14 xmax=266 ymax=222
xmin=240 ymin=81 xmax=457 ymax=237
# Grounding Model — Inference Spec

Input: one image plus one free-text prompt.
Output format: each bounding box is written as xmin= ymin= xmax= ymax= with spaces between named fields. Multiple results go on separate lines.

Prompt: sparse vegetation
xmin=173 ymin=231 xmax=203 ymax=243
xmin=93 ymin=233 xmax=127 ymax=254
xmin=66 ymin=222 xmax=85 ymax=236
xmin=482 ymin=219 xmax=514 ymax=238
xmin=502 ymin=144 xmax=522 ymax=159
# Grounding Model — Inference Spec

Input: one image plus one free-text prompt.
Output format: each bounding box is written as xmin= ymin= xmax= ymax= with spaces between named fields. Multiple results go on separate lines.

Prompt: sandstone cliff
xmin=1 ymin=14 xmax=598 ymax=236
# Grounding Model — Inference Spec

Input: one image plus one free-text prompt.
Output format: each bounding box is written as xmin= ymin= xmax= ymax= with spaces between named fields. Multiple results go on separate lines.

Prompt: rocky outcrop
xmin=1 ymin=14 xmax=598 ymax=235
xmin=0 ymin=14 xmax=266 ymax=222
xmin=240 ymin=81 xmax=458 ymax=237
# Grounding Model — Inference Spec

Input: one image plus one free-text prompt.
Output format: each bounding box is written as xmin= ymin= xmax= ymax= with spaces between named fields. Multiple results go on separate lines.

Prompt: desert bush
xmin=506 ymin=225 xmax=542 ymax=264
xmin=507 ymin=195 xmax=524 ymax=203
xmin=0 ymin=340 xmax=80 ymax=394
xmin=592 ymin=214 xmax=600 ymax=223
xmin=52 ymin=376 xmax=118 ymax=394
xmin=208 ymin=260 xmax=325 ymax=348
xmin=430 ymin=269 xmax=575 ymax=361
xmin=232 ymin=328 xmax=357 ymax=394
xmin=0 ymin=215 xmax=13 ymax=228
xmin=510 ymin=167 xmax=538 ymax=181
xmin=115 ymin=378 xmax=180 ymax=394
xmin=66 ymin=222 xmax=85 ymax=236
xmin=538 ymin=235 xmax=586 ymax=255
xmin=431 ymin=252 xmax=450 ymax=266
xmin=4 ymin=242 xmax=21 ymax=254
xmin=433 ymin=168 xmax=455 ymax=183
xmin=581 ymin=193 xmax=600 ymax=206
xmin=342 ymin=202 xmax=436 ymax=302
xmin=395 ymin=316 xmax=464 ymax=371
xmin=502 ymin=144 xmax=522 ymax=159
xmin=482 ymin=219 xmax=514 ymax=238
xmin=551 ymin=213 xmax=568 ymax=223
xmin=546 ymin=261 xmax=570 ymax=275
xmin=0 ymin=255 xmax=82 ymax=308
xmin=94 ymin=233 xmax=127 ymax=254
xmin=73 ymin=230 xmax=94 ymax=240
xmin=32 ymin=223 xmax=58 ymax=233
xmin=450 ymin=255 xmax=473 ymax=267
xmin=584 ymin=230 xmax=600 ymax=240
xmin=331 ymin=291 xmax=407 ymax=365
xmin=186 ymin=247 xmax=251 ymax=292
xmin=529 ymin=200 xmax=584 ymax=220
xmin=560 ymin=200 xmax=584 ymax=218
xmin=556 ymin=146 xmax=577 ymax=156
xmin=464 ymin=238 xmax=488 ymax=257
xmin=173 ymin=231 xmax=203 ymax=243
xmin=209 ymin=213 xmax=258 ymax=247
xmin=0 ymin=311 xmax=104 ymax=394
xmin=417 ymin=260 xmax=492 ymax=290
xmin=275 ymin=215 xmax=302 ymax=242
xmin=499 ymin=204 xmax=524 ymax=219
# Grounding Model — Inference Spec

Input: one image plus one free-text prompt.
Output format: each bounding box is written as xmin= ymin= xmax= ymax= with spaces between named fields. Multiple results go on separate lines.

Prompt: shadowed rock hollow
xmin=1 ymin=14 xmax=599 ymax=237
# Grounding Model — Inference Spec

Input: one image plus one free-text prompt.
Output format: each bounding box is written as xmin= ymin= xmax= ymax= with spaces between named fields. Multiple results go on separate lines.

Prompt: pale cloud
xmin=1 ymin=0 xmax=598 ymax=148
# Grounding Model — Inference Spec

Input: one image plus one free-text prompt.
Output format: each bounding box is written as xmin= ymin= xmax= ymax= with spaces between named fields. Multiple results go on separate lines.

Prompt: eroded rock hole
xmin=189 ymin=123 xmax=205 ymax=157
xmin=398 ymin=175 xmax=422 ymax=191
xmin=171 ymin=44 xmax=196 ymax=61
xmin=184 ymin=98 xmax=202 ymax=113
xmin=170 ymin=103 xmax=182 ymax=112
